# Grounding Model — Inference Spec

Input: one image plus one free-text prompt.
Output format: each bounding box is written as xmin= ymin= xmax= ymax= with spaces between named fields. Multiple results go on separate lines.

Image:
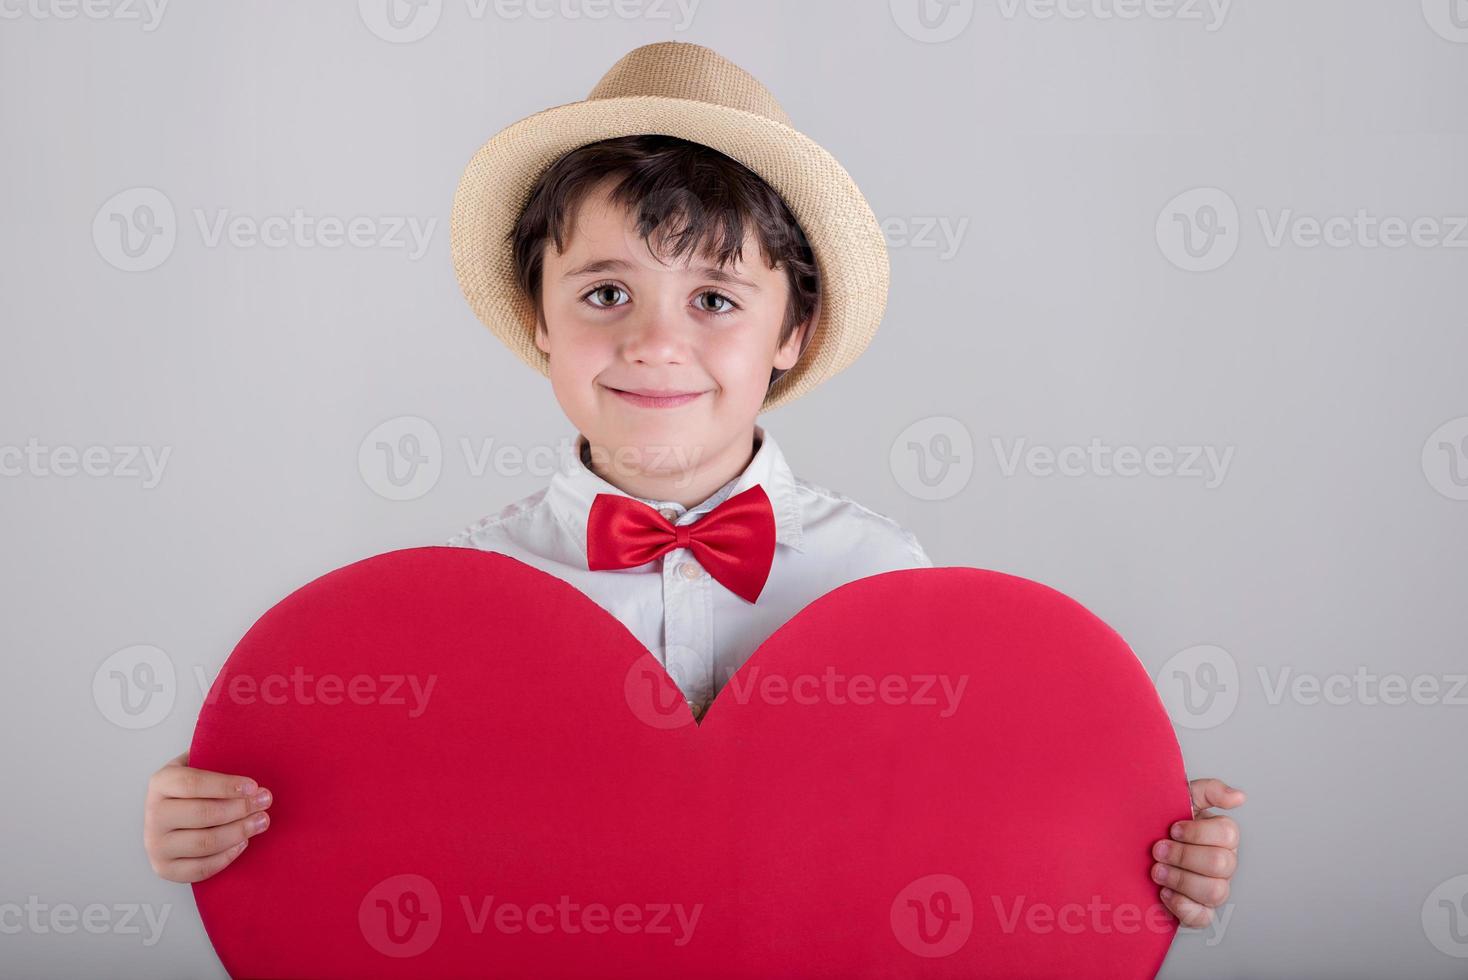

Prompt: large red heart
xmin=190 ymin=547 xmax=1188 ymax=978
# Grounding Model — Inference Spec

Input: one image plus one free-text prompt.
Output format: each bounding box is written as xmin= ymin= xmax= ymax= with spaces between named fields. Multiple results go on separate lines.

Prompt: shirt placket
xmin=655 ymin=504 xmax=715 ymax=721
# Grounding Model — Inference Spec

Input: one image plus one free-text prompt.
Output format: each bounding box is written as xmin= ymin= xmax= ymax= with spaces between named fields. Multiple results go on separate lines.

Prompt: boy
xmin=144 ymin=41 xmax=1242 ymax=934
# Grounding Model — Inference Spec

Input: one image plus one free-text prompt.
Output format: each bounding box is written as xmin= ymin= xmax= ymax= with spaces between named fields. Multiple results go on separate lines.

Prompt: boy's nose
xmin=620 ymin=309 xmax=690 ymax=364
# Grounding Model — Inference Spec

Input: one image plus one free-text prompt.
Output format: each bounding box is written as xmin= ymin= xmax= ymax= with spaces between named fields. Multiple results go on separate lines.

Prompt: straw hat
xmin=449 ymin=41 xmax=890 ymax=413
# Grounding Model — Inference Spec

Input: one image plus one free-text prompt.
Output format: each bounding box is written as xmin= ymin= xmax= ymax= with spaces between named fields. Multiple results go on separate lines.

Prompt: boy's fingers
xmin=152 ymin=790 xmax=272 ymax=833
xmin=1153 ymin=839 xmax=1237 ymax=879
xmin=1167 ymin=813 xmax=1240 ymax=849
xmin=158 ymin=840 xmax=251 ymax=884
xmin=156 ymin=809 xmax=271 ymax=861
xmin=151 ymin=763 xmax=259 ymax=801
xmin=1151 ymin=862 xmax=1230 ymax=908
xmin=1187 ymin=777 xmax=1246 ymax=814
xmin=1158 ymin=887 xmax=1214 ymax=929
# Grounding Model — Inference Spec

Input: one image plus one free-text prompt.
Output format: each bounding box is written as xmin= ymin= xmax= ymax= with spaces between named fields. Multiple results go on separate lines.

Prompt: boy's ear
xmin=772 ymin=294 xmax=819 ymax=371
xmin=533 ymin=309 xmax=549 ymax=356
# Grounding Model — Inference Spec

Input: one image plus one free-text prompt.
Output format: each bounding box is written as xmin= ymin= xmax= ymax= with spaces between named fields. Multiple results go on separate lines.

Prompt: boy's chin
xmin=583 ymin=426 xmax=738 ymax=478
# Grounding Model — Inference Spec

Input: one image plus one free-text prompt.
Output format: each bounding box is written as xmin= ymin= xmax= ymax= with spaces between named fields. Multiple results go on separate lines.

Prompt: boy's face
xmin=534 ymin=178 xmax=809 ymax=483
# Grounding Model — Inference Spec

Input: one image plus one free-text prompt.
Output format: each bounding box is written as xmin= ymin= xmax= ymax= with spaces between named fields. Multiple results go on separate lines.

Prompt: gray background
xmin=3 ymin=0 xmax=1466 ymax=976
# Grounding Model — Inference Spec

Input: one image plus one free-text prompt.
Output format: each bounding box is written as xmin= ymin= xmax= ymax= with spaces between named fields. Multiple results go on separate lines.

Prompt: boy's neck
xmin=583 ymin=430 xmax=761 ymax=510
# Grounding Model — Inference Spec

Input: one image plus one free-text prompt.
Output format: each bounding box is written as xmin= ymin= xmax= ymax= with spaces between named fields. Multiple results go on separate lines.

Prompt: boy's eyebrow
xmin=563 ymin=257 xmax=760 ymax=291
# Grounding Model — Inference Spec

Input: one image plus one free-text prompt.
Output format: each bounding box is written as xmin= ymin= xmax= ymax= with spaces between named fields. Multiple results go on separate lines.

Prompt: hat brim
xmin=450 ymin=95 xmax=890 ymax=414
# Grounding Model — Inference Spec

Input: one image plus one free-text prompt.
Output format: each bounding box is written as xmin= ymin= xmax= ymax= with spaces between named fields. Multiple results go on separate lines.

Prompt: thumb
xmin=1189 ymin=777 xmax=1246 ymax=814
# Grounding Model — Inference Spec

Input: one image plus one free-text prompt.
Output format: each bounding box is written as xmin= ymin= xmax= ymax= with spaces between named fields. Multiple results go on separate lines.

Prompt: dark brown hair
xmin=508 ymin=134 xmax=820 ymax=391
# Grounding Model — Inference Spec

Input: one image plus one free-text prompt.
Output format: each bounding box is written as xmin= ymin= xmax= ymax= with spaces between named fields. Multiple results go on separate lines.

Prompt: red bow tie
xmin=585 ymin=484 xmax=777 ymax=603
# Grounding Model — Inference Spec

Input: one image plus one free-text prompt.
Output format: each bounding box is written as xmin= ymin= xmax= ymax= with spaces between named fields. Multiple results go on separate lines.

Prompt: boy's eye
xmin=580 ymin=283 xmax=741 ymax=317
xmin=696 ymin=291 xmax=739 ymax=316
xmin=583 ymin=283 xmax=629 ymax=309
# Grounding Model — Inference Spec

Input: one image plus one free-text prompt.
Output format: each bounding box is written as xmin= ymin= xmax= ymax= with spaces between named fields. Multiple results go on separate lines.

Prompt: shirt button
xmin=658 ymin=507 xmax=678 ymax=521
xmin=679 ymin=561 xmax=703 ymax=580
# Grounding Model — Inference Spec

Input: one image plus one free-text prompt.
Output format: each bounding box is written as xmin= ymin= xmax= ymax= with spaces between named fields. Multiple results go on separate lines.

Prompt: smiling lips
xmin=604 ymin=385 xmax=708 ymax=409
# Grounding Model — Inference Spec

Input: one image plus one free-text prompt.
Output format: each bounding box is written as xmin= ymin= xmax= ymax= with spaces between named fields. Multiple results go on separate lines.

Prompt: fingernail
xmin=1153 ymin=840 xmax=1170 ymax=860
xmin=237 ymin=779 xmax=257 ymax=796
xmin=1170 ymin=823 xmax=1184 ymax=839
xmin=1160 ymin=888 xmax=1173 ymax=900
xmin=249 ymin=813 xmax=269 ymax=833
xmin=253 ymin=789 xmax=272 ymax=808
xmin=234 ymin=839 xmax=248 ymax=853
xmin=1152 ymin=864 xmax=1168 ymax=883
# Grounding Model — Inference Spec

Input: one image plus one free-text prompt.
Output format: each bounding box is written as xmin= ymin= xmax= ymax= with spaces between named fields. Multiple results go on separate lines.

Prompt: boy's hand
xmin=1151 ymin=777 xmax=1244 ymax=927
xmin=144 ymin=751 xmax=274 ymax=883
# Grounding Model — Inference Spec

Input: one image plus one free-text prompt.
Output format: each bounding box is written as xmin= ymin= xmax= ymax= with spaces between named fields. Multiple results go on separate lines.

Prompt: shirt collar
xmin=547 ymin=423 xmax=805 ymax=566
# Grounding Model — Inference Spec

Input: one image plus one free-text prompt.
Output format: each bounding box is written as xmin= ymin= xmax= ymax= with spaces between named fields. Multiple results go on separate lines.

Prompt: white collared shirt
xmin=445 ymin=425 xmax=932 ymax=718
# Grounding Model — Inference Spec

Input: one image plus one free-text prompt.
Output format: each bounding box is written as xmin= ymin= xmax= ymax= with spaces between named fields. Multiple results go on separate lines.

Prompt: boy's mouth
xmin=602 ymin=384 xmax=708 ymax=409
